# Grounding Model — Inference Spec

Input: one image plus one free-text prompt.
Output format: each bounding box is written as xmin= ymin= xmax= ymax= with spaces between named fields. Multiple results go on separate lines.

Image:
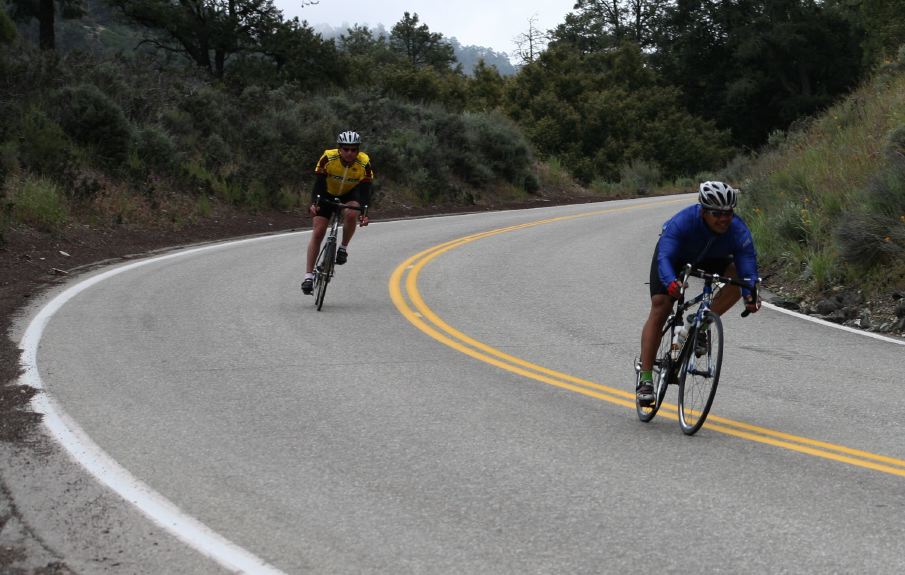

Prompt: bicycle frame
xmin=637 ymin=263 xmax=759 ymax=431
xmin=310 ymin=195 xmax=366 ymax=311
xmin=674 ymin=271 xmax=718 ymax=377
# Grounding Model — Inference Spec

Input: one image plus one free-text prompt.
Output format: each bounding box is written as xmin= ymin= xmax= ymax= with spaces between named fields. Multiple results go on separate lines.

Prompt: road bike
xmin=309 ymin=196 xmax=366 ymax=311
xmin=635 ymin=263 xmax=760 ymax=435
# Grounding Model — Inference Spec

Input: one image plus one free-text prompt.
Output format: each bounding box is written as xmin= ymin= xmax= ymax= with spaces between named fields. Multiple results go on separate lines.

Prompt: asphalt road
xmin=10 ymin=195 xmax=905 ymax=573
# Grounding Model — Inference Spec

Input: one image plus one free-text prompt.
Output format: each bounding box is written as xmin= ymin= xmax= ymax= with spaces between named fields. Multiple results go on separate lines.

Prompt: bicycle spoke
xmin=637 ymin=319 xmax=675 ymax=422
xmin=314 ymin=237 xmax=334 ymax=310
xmin=678 ymin=312 xmax=724 ymax=435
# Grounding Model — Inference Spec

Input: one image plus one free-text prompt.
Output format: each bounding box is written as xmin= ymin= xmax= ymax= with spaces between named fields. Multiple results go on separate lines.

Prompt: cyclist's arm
xmin=357 ymin=181 xmax=371 ymax=210
xmin=656 ymin=229 xmax=682 ymax=289
xmin=310 ymin=174 xmax=326 ymax=205
xmin=655 ymin=206 xmax=699 ymax=289
xmin=733 ymin=225 xmax=759 ymax=298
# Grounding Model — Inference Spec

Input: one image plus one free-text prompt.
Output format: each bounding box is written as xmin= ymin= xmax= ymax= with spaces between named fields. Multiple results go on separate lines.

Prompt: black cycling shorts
xmin=314 ymin=187 xmax=363 ymax=219
xmin=649 ymin=242 xmax=733 ymax=297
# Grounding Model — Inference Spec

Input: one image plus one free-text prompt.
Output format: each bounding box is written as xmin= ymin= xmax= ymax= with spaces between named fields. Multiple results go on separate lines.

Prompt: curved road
xmin=12 ymin=195 xmax=905 ymax=573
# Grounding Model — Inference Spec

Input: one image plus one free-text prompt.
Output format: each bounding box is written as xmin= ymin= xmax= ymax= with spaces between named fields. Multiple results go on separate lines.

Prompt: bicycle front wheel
xmin=677 ymin=311 xmax=724 ymax=435
xmin=314 ymin=239 xmax=335 ymax=311
xmin=637 ymin=320 xmax=674 ymax=422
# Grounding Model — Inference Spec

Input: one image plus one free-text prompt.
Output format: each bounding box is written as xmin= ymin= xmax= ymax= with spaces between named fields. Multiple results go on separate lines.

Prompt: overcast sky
xmin=275 ymin=0 xmax=577 ymax=57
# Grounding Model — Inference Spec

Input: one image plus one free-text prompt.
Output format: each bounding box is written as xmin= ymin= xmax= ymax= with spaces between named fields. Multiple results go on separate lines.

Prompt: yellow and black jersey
xmin=314 ymin=149 xmax=374 ymax=197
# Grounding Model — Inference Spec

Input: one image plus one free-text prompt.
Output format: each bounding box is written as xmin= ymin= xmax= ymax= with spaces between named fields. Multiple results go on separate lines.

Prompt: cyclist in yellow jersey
xmin=301 ymin=131 xmax=373 ymax=295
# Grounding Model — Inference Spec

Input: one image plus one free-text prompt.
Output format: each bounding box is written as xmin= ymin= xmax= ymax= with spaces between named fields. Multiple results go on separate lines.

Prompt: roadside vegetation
xmin=737 ymin=49 xmax=905 ymax=315
xmin=1 ymin=0 xmax=904 ymax=320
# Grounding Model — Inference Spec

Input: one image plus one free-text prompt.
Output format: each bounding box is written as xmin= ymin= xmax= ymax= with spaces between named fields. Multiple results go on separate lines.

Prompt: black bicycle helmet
xmin=698 ymin=181 xmax=738 ymax=210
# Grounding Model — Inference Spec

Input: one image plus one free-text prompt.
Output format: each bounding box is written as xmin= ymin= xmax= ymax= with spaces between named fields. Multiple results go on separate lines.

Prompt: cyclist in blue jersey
xmin=637 ymin=181 xmax=761 ymax=405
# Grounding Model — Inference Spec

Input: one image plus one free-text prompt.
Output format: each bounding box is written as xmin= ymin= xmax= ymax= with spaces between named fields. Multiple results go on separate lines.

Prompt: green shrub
xmin=179 ymin=158 xmax=214 ymax=195
xmin=589 ymin=178 xmax=623 ymax=198
xmin=209 ymin=174 xmax=244 ymax=205
xmin=0 ymin=10 xmax=15 ymax=45
xmin=374 ymin=129 xmax=447 ymax=201
xmin=0 ymin=140 xmax=19 ymax=184
xmin=836 ymin=213 xmax=905 ymax=268
xmin=243 ymin=179 xmax=269 ymax=210
xmin=619 ymin=159 xmax=661 ymax=195
xmin=203 ymin=133 xmax=231 ymax=170
xmin=802 ymin=248 xmax=839 ymax=291
xmin=461 ymin=111 xmax=534 ymax=185
xmin=9 ymin=176 xmax=69 ymax=232
xmin=533 ymin=157 xmax=576 ymax=194
xmin=524 ymin=172 xmax=540 ymax=194
xmin=720 ymin=154 xmax=755 ymax=185
xmin=884 ymin=125 xmax=905 ymax=173
xmin=864 ymin=168 xmax=905 ymax=216
xmin=766 ymin=129 xmax=786 ymax=149
xmin=239 ymin=93 xmax=337 ymax=196
xmin=273 ymin=185 xmax=303 ymax=211
xmin=134 ymin=125 xmax=179 ymax=173
xmin=53 ymin=84 xmax=132 ymax=165
xmin=776 ymin=202 xmax=814 ymax=245
xmin=85 ymin=61 xmax=131 ymax=107
xmin=19 ymin=109 xmax=74 ymax=177
xmin=181 ymin=86 xmax=237 ymax=138
xmin=741 ymin=206 xmax=782 ymax=265
xmin=161 ymin=108 xmax=195 ymax=138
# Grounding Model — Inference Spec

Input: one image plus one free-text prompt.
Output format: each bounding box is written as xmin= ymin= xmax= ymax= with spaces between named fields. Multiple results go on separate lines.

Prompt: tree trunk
xmin=215 ymin=49 xmax=225 ymax=78
xmin=38 ymin=0 xmax=55 ymax=50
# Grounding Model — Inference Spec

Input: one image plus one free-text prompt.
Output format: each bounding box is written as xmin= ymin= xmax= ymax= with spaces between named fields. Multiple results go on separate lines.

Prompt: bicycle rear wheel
xmin=314 ymin=239 xmax=335 ymax=311
xmin=636 ymin=320 xmax=674 ymax=422
xmin=677 ymin=311 xmax=723 ymax=435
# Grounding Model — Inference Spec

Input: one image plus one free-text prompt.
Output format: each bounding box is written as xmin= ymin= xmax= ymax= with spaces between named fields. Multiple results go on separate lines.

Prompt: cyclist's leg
xmin=641 ymin=246 xmax=674 ymax=373
xmin=340 ymin=202 xmax=360 ymax=246
xmin=306 ymin=215 xmax=329 ymax=274
xmin=641 ymin=295 xmax=673 ymax=370
xmin=339 ymin=188 xmax=362 ymax=248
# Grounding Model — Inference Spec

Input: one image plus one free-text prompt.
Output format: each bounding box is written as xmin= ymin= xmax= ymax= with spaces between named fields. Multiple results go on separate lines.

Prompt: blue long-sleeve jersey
xmin=657 ymin=204 xmax=759 ymax=296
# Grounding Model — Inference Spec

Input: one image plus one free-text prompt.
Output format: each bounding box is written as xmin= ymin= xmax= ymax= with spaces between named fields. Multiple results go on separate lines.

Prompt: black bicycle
xmin=635 ymin=264 xmax=759 ymax=435
xmin=310 ymin=196 xmax=366 ymax=311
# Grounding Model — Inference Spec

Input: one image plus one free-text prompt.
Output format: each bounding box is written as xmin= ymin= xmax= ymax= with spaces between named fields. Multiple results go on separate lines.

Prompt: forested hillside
xmin=2 ymin=0 xmax=904 ymax=314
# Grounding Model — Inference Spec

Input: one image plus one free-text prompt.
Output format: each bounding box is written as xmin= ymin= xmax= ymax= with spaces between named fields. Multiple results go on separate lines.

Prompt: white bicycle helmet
xmin=698 ymin=181 xmax=738 ymax=210
xmin=337 ymin=130 xmax=361 ymax=145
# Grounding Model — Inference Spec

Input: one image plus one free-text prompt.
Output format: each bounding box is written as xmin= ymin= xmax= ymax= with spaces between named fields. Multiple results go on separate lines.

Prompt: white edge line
xmin=762 ymin=302 xmax=905 ymax=345
xmin=18 ymin=232 xmax=303 ymax=575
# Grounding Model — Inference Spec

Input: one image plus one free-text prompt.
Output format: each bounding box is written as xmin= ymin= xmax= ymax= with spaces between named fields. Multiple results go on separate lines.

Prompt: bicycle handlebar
xmin=679 ymin=263 xmax=761 ymax=318
xmin=315 ymin=195 xmax=367 ymax=213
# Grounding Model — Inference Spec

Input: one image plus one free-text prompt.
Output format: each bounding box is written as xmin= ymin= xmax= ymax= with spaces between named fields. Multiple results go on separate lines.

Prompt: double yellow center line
xmin=388 ymin=202 xmax=905 ymax=478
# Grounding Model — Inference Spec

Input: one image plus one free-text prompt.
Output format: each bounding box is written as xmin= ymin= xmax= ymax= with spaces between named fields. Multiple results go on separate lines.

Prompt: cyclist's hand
xmin=667 ymin=279 xmax=683 ymax=299
xmin=744 ymin=295 xmax=762 ymax=314
xmin=308 ymin=203 xmax=318 ymax=217
xmin=359 ymin=214 xmax=369 ymax=227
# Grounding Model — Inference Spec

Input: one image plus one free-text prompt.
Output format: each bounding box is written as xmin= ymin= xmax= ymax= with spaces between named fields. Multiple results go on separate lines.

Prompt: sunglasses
xmin=340 ymin=146 xmax=359 ymax=153
xmin=705 ymin=209 xmax=734 ymax=218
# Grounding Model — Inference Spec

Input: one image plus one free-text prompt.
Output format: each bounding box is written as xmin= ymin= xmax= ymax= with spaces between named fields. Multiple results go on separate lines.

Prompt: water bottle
xmin=677 ymin=325 xmax=689 ymax=346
